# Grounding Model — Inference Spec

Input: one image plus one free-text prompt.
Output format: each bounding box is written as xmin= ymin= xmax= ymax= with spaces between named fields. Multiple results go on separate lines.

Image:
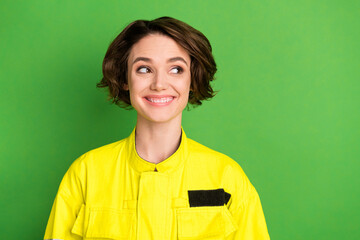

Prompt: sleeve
xmin=44 ymin=155 xmax=87 ymax=240
xmin=224 ymin=164 xmax=270 ymax=240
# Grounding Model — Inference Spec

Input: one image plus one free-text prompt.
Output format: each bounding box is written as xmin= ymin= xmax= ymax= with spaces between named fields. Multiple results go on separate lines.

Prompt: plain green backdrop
xmin=0 ymin=0 xmax=359 ymax=239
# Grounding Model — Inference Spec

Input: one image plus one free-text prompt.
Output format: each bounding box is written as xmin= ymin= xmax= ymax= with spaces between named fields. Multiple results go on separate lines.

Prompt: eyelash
xmin=170 ymin=66 xmax=184 ymax=74
xmin=136 ymin=66 xmax=151 ymax=73
xmin=136 ymin=66 xmax=184 ymax=74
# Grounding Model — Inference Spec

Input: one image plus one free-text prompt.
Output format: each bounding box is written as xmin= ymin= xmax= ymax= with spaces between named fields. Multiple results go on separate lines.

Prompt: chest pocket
xmin=176 ymin=205 xmax=237 ymax=239
xmin=71 ymin=204 xmax=136 ymax=239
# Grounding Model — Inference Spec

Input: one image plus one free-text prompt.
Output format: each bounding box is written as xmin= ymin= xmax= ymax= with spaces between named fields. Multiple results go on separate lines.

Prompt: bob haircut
xmin=97 ymin=16 xmax=217 ymax=108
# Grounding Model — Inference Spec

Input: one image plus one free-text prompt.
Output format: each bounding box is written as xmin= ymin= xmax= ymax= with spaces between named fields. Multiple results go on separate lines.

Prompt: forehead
xmin=128 ymin=34 xmax=190 ymax=63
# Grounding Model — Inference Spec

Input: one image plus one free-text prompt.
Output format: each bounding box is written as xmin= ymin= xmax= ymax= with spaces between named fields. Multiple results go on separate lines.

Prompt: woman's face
xmin=126 ymin=34 xmax=191 ymax=124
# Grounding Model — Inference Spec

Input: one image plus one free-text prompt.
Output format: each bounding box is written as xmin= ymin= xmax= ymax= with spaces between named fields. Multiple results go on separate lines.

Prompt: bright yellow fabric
xmin=44 ymin=127 xmax=270 ymax=240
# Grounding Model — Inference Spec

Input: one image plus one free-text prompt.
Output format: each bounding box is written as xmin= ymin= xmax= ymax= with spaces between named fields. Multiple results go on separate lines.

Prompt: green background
xmin=1 ymin=0 xmax=359 ymax=239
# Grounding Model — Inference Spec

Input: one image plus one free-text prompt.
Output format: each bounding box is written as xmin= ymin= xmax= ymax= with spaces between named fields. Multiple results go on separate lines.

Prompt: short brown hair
xmin=97 ymin=16 xmax=217 ymax=108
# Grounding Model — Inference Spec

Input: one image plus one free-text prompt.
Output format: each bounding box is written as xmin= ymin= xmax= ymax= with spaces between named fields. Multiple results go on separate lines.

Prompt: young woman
xmin=44 ymin=17 xmax=270 ymax=240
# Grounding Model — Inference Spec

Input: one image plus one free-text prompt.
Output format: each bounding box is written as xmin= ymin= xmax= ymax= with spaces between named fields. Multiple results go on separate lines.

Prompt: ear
xmin=123 ymin=83 xmax=129 ymax=91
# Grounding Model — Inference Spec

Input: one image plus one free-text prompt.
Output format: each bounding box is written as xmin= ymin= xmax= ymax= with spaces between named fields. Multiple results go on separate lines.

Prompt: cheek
xmin=128 ymin=76 xmax=143 ymax=105
xmin=181 ymin=74 xmax=191 ymax=93
xmin=175 ymin=79 xmax=191 ymax=102
xmin=128 ymin=75 xmax=146 ymax=94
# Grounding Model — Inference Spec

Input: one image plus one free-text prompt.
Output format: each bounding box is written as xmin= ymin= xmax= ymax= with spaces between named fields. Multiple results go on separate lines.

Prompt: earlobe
xmin=123 ymin=84 xmax=129 ymax=91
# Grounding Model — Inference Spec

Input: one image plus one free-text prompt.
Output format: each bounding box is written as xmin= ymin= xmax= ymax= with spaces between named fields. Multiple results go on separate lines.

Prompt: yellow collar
xmin=126 ymin=127 xmax=189 ymax=173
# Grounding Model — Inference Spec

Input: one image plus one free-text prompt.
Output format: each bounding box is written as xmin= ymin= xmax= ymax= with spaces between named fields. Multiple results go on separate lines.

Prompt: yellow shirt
xmin=44 ymin=127 xmax=270 ymax=240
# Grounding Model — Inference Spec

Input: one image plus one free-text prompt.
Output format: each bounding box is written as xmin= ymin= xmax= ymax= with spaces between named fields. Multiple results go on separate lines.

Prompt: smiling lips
xmin=144 ymin=95 xmax=175 ymax=106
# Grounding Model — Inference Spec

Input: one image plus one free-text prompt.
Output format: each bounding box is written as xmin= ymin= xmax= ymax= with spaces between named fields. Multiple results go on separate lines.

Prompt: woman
xmin=44 ymin=17 xmax=270 ymax=240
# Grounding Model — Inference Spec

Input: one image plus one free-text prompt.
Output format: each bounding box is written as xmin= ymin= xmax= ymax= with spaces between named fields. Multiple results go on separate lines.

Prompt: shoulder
xmin=55 ymin=138 xmax=128 ymax=198
xmin=187 ymin=137 xmax=244 ymax=173
xmin=187 ymin=137 xmax=256 ymax=198
xmin=83 ymin=138 xmax=126 ymax=161
xmin=66 ymin=138 xmax=128 ymax=176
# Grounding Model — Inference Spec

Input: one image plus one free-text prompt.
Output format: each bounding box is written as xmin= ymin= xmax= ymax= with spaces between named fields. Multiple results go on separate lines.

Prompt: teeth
xmin=147 ymin=97 xmax=173 ymax=103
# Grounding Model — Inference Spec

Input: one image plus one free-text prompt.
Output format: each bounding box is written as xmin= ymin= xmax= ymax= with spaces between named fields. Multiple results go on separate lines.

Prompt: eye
xmin=136 ymin=66 xmax=151 ymax=73
xmin=169 ymin=66 xmax=184 ymax=74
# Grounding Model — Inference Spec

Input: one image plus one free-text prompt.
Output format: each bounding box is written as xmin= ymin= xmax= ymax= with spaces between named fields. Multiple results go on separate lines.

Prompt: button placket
xmin=137 ymin=172 xmax=170 ymax=240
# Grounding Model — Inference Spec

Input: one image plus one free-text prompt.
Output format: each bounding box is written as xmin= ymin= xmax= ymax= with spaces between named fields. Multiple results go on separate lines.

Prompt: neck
xmin=134 ymin=114 xmax=182 ymax=164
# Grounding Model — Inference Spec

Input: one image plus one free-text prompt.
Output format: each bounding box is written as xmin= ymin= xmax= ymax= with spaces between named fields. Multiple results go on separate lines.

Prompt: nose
xmin=150 ymin=71 xmax=168 ymax=91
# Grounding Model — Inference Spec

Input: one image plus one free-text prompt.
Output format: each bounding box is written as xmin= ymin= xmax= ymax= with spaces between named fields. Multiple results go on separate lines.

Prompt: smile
xmin=146 ymin=97 xmax=173 ymax=103
xmin=144 ymin=96 xmax=175 ymax=106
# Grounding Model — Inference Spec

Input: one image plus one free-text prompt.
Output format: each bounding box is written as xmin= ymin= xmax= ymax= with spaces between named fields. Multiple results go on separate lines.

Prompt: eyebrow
xmin=168 ymin=57 xmax=188 ymax=66
xmin=132 ymin=57 xmax=188 ymax=66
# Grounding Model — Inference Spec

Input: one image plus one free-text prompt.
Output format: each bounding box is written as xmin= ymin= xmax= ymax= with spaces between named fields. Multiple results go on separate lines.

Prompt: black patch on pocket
xmin=188 ymin=188 xmax=231 ymax=207
xmin=224 ymin=191 xmax=231 ymax=205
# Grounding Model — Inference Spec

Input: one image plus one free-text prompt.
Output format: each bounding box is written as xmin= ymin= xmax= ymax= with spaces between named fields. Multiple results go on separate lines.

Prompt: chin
xmin=133 ymin=99 xmax=188 ymax=124
xmin=138 ymin=109 xmax=183 ymax=124
xmin=145 ymin=115 xmax=179 ymax=124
